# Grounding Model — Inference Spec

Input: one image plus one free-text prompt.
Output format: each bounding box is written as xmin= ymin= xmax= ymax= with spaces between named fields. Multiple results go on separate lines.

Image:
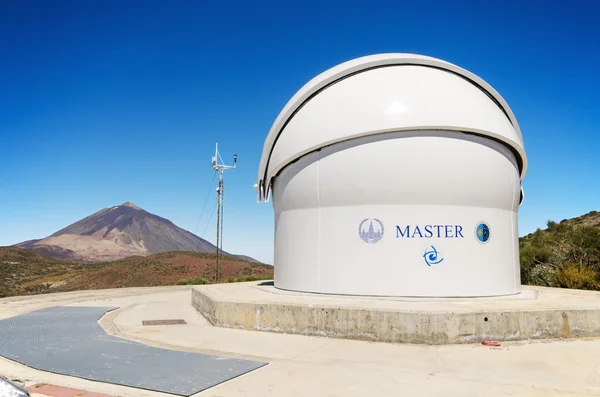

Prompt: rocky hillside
xmin=16 ymin=202 xmax=255 ymax=263
xmin=0 ymin=247 xmax=272 ymax=298
xmin=520 ymin=210 xmax=600 ymax=290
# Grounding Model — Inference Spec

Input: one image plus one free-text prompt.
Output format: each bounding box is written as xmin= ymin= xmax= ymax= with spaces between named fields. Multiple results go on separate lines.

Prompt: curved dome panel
xmin=258 ymin=53 xmax=528 ymax=297
xmin=256 ymin=54 xmax=526 ymax=201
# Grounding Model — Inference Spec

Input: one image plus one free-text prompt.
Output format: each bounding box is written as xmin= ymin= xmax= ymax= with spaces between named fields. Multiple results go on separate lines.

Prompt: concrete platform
xmin=3 ymin=286 xmax=600 ymax=396
xmin=192 ymin=282 xmax=600 ymax=344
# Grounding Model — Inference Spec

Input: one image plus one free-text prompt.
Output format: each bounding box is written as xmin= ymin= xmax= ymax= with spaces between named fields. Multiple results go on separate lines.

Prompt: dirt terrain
xmin=0 ymin=247 xmax=272 ymax=298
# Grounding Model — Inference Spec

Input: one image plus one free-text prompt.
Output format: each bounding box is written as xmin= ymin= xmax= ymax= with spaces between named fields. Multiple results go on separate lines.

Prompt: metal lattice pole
xmin=211 ymin=143 xmax=236 ymax=283
xmin=215 ymin=173 xmax=221 ymax=282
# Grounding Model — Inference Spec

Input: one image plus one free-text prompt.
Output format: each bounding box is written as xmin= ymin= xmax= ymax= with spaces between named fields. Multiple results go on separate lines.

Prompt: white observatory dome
xmin=257 ymin=53 xmax=527 ymax=297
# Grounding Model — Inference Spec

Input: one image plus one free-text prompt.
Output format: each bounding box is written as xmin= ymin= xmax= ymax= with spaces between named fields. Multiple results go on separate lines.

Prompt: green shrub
xmin=520 ymin=216 xmax=600 ymax=290
xmin=177 ymin=277 xmax=210 ymax=285
xmin=520 ymin=242 xmax=557 ymax=286
xmin=527 ymin=263 xmax=559 ymax=287
xmin=557 ymin=264 xmax=599 ymax=290
xmin=225 ymin=274 xmax=273 ymax=283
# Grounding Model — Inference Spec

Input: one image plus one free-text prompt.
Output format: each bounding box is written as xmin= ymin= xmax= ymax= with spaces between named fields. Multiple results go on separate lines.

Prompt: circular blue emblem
xmin=423 ymin=246 xmax=444 ymax=266
xmin=358 ymin=218 xmax=384 ymax=244
xmin=475 ymin=222 xmax=490 ymax=243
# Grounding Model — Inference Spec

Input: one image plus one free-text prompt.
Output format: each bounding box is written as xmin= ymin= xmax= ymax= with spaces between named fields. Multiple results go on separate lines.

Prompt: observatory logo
xmin=423 ymin=246 xmax=443 ymax=266
xmin=358 ymin=218 xmax=384 ymax=244
xmin=475 ymin=222 xmax=490 ymax=244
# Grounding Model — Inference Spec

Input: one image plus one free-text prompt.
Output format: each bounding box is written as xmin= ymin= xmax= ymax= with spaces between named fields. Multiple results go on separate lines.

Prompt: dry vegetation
xmin=520 ymin=211 xmax=600 ymax=290
xmin=0 ymin=247 xmax=272 ymax=298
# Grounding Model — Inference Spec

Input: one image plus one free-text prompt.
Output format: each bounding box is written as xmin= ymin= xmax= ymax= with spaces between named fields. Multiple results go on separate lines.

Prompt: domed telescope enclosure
xmin=256 ymin=54 xmax=527 ymax=297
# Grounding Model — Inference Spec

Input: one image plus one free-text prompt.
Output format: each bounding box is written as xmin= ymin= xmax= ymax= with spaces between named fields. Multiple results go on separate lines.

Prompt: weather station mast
xmin=212 ymin=143 xmax=237 ymax=282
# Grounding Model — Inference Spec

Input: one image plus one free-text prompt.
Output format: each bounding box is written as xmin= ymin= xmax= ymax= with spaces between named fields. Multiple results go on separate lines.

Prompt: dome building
xmin=256 ymin=53 xmax=527 ymax=297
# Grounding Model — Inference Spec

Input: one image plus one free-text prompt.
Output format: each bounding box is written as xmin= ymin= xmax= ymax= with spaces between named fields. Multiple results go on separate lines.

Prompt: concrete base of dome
xmin=192 ymin=282 xmax=600 ymax=345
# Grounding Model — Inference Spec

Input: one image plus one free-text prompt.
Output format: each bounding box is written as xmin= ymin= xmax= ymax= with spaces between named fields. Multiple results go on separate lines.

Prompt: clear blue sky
xmin=1 ymin=0 xmax=599 ymax=264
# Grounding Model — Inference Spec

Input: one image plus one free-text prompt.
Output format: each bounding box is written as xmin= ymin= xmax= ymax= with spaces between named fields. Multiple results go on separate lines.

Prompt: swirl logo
xmin=423 ymin=246 xmax=444 ymax=266
xmin=358 ymin=218 xmax=384 ymax=244
xmin=475 ymin=222 xmax=490 ymax=244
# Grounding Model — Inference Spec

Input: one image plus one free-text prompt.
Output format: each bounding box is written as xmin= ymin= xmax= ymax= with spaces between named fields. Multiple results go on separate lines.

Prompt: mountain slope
xmin=0 ymin=247 xmax=272 ymax=298
xmin=520 ymin=210 xmax=600 ymax=290
xmin=16 ymin=202 xmax=250 ymax=263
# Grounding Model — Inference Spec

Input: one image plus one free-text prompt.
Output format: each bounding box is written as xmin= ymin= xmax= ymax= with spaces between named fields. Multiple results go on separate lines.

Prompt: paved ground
xmin=1 ymin=286 xmax=600 ymax=397
xmin=0 ymin=306 xmax=265 ymax=396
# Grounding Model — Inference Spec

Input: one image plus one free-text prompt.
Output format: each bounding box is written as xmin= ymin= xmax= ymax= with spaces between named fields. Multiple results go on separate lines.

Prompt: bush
xmin=527 ymin=263 xmax=559 ymax=287
xmin=225 ymin=274 xmax=273 ymax=283
xmin=520 ymin=217 xmax=600 ymax=290
xmin=557 ymin=264 xmax=599 ymax=290
xmin=177 ymin=277 xmax=210 ymax=285
xmin=520 ymin=242 xmax=557 ymax=286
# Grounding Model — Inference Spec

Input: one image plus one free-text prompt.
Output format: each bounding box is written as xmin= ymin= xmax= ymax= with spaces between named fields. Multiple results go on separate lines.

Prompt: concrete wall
xmin=192 ymin=285 xmax=600 ymax=345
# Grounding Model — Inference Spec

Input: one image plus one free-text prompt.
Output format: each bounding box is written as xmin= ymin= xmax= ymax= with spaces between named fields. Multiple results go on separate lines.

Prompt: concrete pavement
xmin=1 ymin=286 xmax=600 ymax=396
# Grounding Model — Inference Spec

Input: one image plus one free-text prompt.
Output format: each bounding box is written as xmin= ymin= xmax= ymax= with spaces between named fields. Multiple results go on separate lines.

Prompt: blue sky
xmin=1 ymin=0 xmax=599 ymax=264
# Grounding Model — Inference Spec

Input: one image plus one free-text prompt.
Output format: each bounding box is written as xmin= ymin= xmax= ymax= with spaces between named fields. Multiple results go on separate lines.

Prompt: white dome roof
xmin=257 ymin=53 xmax=526 ymax=201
